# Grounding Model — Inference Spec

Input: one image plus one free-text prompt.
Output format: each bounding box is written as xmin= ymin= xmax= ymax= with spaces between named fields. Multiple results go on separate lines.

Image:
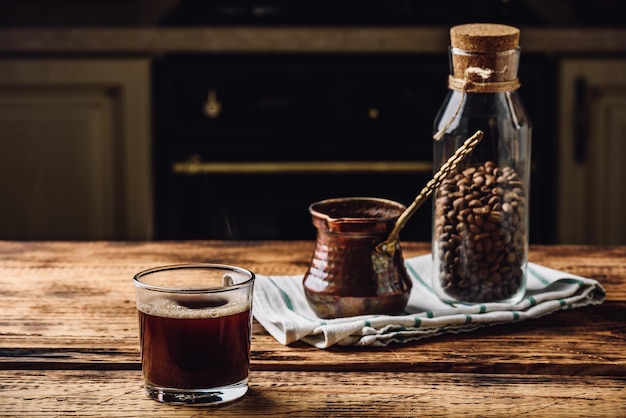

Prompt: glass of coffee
xmin=133 ymin=263 xmax=255 ymax=405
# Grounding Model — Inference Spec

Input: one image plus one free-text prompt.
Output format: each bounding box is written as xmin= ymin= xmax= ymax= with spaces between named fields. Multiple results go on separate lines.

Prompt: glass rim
xmin=132 ymin=263 xmax=255 ymax=294
xmin=309 ymin=196 xmax=406 ymax=220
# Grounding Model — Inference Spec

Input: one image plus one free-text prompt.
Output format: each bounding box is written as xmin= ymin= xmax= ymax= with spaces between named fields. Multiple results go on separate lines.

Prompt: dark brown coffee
xmin=138 ymin=295 xmax=251 ymax=389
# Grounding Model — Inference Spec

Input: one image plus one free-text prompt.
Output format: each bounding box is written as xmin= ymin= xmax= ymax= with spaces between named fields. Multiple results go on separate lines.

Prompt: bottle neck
xmin=448 ymin=46 xmax=521 ymax=93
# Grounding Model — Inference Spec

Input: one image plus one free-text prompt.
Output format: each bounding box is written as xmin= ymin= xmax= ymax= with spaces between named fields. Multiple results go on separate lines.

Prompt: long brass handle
xmin=172 ymin=157 xmax=433 ymax=175
xmin=376 ymin=130 xmax=484 ymax=256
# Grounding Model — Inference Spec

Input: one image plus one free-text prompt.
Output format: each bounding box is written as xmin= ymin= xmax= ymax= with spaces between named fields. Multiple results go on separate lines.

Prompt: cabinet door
xmin=0 ymin=60 xmax=151 ymax=240
xmin=559 ymin=60 xmax=626 ymax=244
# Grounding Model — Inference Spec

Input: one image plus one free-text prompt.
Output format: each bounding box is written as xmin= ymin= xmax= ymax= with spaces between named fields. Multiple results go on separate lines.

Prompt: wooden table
xmin=1 ymin=241 xmax=625 ymax=417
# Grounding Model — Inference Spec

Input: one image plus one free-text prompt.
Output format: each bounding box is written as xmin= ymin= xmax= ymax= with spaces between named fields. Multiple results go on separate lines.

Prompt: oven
xmin=152 ymin=53 xmax=557 ymax=242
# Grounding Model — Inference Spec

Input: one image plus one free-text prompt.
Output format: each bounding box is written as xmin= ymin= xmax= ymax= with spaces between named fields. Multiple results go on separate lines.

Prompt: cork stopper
xmin=449 ymin=23 xmax=521 ymax=85
xmin=450 ymin=23 xmax=520 ymax=52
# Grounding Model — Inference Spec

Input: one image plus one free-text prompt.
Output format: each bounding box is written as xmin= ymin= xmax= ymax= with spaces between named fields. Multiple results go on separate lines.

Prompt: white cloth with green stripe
xmin=252 ymin=254 xmax=606 ymax=348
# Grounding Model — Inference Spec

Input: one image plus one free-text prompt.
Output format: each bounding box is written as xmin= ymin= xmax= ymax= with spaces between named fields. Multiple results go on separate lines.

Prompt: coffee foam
xmin=137 ymin=295 xmax=250 ymax=319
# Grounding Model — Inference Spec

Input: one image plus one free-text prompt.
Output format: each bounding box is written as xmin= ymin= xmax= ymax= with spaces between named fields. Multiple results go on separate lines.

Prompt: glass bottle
xmin=432 ymin=24 xmax=531 ymax=304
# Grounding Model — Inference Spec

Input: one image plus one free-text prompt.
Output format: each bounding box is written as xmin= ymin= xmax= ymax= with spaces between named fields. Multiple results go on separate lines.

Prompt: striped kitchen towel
xmin=252 ymin=254 xmax=606 ymax=348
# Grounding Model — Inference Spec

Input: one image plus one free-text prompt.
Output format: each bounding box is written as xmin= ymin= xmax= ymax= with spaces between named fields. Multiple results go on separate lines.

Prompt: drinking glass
xmin=133 ymin=263 xmax=255 ymax=405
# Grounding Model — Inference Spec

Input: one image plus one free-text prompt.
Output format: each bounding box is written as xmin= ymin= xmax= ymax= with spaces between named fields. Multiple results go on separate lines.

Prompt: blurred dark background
xmin=0 ymin=0 xmax=624 ymax=28
xmin=1 ymin=0 xmax=624 ymax=244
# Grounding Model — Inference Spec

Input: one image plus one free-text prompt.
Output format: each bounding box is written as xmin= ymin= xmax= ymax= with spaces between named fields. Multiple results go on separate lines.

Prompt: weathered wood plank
xmin=1 ymin=370 xmax=625 ymax=417
xmin=1 ymin=241 xmax=624 ymax=281
xmin=1 ymin=241 xmax=624 ymax=286
xmin=2 ymin=305 xmax=625 ymax=376
xmin=1 ymin=241 xmax=624 ymax=295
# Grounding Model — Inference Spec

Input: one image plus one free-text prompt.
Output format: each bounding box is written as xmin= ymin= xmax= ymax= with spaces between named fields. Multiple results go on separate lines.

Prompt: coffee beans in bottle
xmin=431 ymin=24 xmax=531 ymax=304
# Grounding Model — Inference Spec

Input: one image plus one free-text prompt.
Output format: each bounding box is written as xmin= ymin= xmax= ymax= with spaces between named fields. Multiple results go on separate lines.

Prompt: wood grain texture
xmin=1 ymin=241 xmax=625 ymax=416
xmin=1 ymin=28 xmax=626 ymax=55
xmin=1 ymin=370 xmax=625 ymax=418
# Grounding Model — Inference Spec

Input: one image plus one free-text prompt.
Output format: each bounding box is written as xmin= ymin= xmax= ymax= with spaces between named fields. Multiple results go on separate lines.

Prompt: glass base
xmin=145 ymin=378 xmax=248 ymax=406
xmin=435 ymin=285 xmax=526 ymax=306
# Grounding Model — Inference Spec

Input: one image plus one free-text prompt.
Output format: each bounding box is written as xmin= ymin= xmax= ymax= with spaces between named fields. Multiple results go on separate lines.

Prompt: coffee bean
xmin=434 ymin=161 xmax=527 ymax=303
xmin=488 ymin=211 xmax=504 ymax=222
xmin=473 ymin=206 xmax=490 ymax=215
xmin=463 ymin=167 xmax=476 ymax=176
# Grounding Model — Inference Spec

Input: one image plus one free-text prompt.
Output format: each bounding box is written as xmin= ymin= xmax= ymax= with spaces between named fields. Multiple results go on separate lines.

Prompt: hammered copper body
xmin=302 ymin=197 xmax=412 ymax=319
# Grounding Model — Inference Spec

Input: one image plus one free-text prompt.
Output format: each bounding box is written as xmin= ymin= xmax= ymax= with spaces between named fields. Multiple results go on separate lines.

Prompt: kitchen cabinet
xmin=0 ymin=59 xmax=151 ymax=240
xmin=0 ymin=26 xmax=624 ymax=244
xmin=558 ymin=59 xmax=626 ymax=245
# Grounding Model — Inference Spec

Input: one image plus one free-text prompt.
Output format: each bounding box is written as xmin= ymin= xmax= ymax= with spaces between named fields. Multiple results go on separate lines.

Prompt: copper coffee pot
xmin=303 ymin=131 xmax=484 ymax=319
